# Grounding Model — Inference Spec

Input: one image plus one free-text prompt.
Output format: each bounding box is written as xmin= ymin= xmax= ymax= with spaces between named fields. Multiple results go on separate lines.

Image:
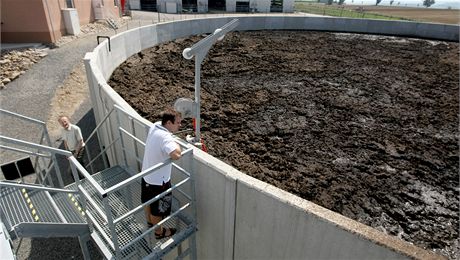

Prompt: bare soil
xmin=108 ymin=31 xmax=459 ymax=259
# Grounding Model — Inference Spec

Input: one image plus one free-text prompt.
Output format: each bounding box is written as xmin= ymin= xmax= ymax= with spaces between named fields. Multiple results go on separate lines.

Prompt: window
xmin=66 ymin=0 xmax=74 ymax=8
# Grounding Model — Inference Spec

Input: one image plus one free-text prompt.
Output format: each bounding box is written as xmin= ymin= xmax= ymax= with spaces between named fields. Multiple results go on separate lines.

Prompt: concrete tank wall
xmin=84 ymin=16 xmax=457 ymax=259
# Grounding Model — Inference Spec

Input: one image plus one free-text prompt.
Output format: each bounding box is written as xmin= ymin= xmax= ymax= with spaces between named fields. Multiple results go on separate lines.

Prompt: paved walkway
xmin=0 ymin=36 xmax=99 ymax=163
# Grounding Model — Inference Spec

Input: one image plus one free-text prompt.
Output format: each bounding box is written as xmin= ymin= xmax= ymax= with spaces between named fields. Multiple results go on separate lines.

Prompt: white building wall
xmin=157 ymin=0 xmax=182 ymax=13
xmin=226 ymin=0 xmax=236 ymax=12
xmin=198 ymin=0 xmax=208 ymax=12
xmin=128 ymin=0 xmax=294 ymax=13
xmin=283 ymin=0 xmax=294 ymax=12
xmin=128 ymin=0 xmax=140 ymax=9
xmin=251 ymin=0 xmax=270 ymax=12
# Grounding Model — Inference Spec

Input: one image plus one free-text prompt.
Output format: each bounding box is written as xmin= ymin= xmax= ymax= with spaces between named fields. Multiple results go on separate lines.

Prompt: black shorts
xmin=141 ymin=178 xmax=172 ymax=217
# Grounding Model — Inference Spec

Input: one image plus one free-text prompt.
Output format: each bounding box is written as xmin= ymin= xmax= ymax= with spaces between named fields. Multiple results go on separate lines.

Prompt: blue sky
xmin=345 ymin=0 xmax=460 ymax=8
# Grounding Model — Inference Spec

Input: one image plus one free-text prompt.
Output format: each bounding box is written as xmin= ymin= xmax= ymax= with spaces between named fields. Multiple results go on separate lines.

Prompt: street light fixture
xmin=175 ymin=19 xmax=240 ymax=148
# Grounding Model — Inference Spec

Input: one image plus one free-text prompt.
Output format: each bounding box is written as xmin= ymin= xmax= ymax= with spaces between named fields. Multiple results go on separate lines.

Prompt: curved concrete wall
xmin=84 ymin=16 xmax=456 ymax=259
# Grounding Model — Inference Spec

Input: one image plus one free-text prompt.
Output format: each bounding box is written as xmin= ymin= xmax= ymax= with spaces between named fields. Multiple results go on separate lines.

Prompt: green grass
xmin=294 ymin=2 xmax=409 ymax=21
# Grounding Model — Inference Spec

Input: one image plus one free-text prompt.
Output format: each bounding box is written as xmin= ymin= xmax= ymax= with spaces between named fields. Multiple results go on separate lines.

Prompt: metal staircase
xmin=0 ymin=106 xmax=198 ymax=259
xmin=0 ymin=182 xmax=88 ymax=237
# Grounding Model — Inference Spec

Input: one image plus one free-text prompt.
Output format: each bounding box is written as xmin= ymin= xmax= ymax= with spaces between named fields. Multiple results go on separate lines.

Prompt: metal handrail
xmin=0 ymin=109 xmax=47 ymax=126
xmin=70 ymin=103 xmax=197 ymax=257
xmin=173 ymin=162 xmax=192 ymax=178
xmin=0 ymin=145 xmax=51 ymax=158
xmin=103 ymin=148 xmax=193 ymax=195
xmin=103 ymin=160 xmax=169 ymax=195
xmin=84 ymin=136 xmax=121 ymax=170
xmin=113 ymin=176 xmax=191 ymax=224
xmin=86 ymin=211 xmax=115 ymax=249
xmin=78 ymin=185 xmax=108 ymax=223
xmin=113 ymin=104 xmax=146 ymax=125
xmin=0 ymin=181 xmax=78 ymax=194
xmin=119 ymin=203 xmax=191 ymax=252
xmin=83 ymin=104 xmax=147 ymax=173
xmin=0 ymin=136 xmax=72 ymax=157
xmin=68 ymin=157 xmax=105 ymax=196
xmin=176 ymin=187 xmax=192 ymax=201
xmin=118 ymin=127 xmax=145 ymax=147
xmin=84 ymin=107 xmax=115 ymax=147
xmin=0 ymin=133 xmax=63 ymax=186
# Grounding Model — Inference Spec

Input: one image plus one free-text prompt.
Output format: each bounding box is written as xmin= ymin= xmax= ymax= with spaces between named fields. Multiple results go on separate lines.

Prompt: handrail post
xmin=69 ymin=159 xmax=82 ymax=187
xmin=83 ymin=107 xmax=117 ymax=172
xmin=97 ymin=36 xmax=111 ymax=52
xmin=129 ymin=117 xmax=141 ymax=172
xmin=102 ymin=196 xmax=120 ymax=256
xmin=187 ymin=149 xmax=197 ymax=260
xmin=44 ymin=125 xmax=64 ymax=187
xmin=115 ymin=107 xmax=128 ymax=167
xmin=0 ymin=109 xmax=65 ymax=187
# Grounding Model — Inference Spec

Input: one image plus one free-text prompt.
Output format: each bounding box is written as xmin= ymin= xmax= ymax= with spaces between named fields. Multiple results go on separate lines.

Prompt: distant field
xmin=346 ymin=5 xmax=460 ymax=24
xmin=295 ymin=2 xmax=460 ymax=24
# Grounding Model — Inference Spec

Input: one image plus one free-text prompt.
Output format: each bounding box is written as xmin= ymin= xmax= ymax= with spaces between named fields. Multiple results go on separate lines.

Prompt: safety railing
xmin=0 ymin=136 xmax=85 ymax=231
xmin=0 ymin=109 xmax=64 ymax=187
xmin=71 ymin=103 xmax=197 ymax=258
xmin=81 ymin=104 xmax=148 ymax=176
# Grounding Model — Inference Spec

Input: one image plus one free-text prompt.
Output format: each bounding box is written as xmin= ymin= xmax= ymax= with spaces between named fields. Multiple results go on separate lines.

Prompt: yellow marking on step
xmin=68 ymin=194 xmax=85 ymax=217
xmin=20 ymin=189 xmax=40 ymax=222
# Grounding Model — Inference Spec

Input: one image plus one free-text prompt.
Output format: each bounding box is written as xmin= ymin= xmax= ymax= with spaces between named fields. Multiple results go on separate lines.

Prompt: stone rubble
xmin=0 ymin=17 xmax=129 ymax=89
xmin=0 ymin=49 xmax=49 ymax=89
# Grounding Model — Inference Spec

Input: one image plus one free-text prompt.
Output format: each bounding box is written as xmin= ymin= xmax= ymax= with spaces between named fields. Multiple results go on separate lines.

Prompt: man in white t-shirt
xmin=141 ymin=109 xmax=182 ymax=240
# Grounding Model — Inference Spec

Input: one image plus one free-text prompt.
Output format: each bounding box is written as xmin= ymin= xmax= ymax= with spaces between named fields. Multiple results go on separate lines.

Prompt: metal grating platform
xmin=0 ymin=184 xmax=86 ymax=236
xmin=0 ymin=186 xmax=34 ymax=229
xmin=91 ymin=201 xmax=196 ymax=259
xmin=68 ymin=165 xmax=197 ymax=259
xmin=52 ymin=192 xmax=86 ymax=223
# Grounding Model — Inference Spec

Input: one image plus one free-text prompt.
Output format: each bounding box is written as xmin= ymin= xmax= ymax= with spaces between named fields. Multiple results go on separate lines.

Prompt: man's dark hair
xmin=161 ymin=109 xmax=180 ymax=126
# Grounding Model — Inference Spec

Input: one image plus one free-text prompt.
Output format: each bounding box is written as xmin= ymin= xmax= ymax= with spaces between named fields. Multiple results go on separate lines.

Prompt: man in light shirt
xmin=141 ymin=109 xmax=182 ymax=240
xmin=58 ymin=115 xmax=85 ymax=179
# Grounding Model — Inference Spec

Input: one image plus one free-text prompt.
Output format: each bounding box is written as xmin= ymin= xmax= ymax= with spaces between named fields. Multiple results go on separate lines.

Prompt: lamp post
xmin=180 ymin=19 xmax=239 ymax=145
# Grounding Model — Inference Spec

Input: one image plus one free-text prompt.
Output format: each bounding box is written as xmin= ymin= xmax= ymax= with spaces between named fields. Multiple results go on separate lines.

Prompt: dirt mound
xmin=108 ymin=31 xmax=459 ymax=259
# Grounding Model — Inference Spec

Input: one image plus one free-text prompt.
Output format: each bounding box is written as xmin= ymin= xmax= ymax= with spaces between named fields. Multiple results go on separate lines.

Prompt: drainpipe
xmin=42 ymin=0 xmax=57 ymax=43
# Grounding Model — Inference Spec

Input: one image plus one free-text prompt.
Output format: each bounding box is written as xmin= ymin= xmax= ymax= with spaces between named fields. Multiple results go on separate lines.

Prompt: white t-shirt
xmin=61 ymin=124 xmax=85 ymax=151
xmin=142 ymin=122 xmax=178 ymax=185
